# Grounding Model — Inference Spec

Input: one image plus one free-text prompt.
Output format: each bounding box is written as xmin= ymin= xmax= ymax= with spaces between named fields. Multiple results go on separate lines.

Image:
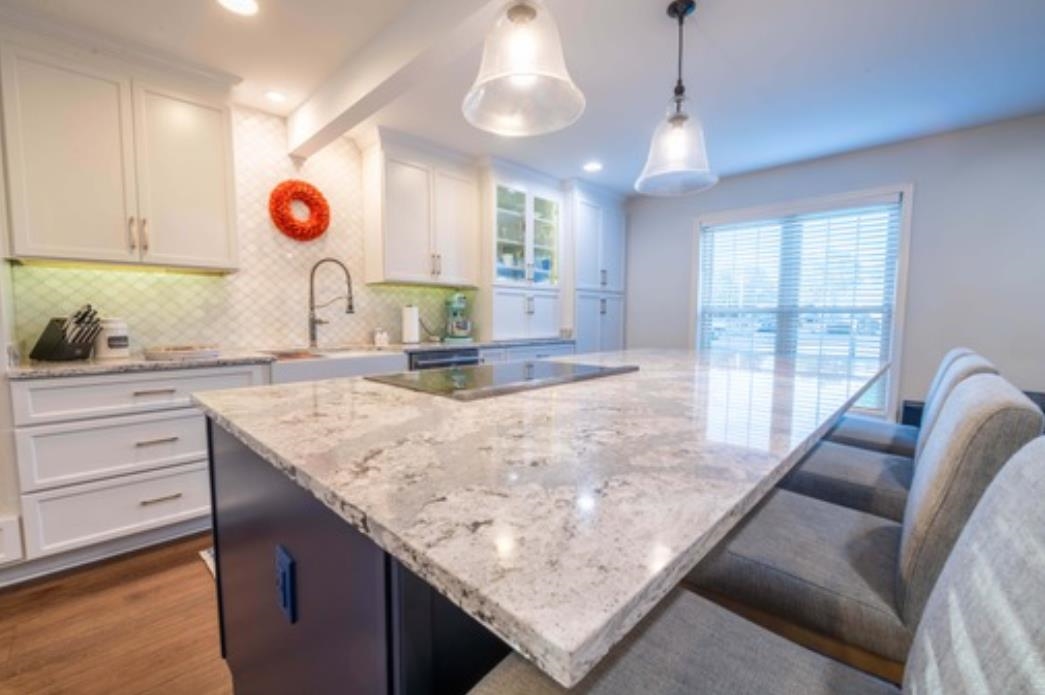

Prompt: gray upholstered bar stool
xmin=685 ymin=373 xmax=1041 ymax=665
xmin=825 ymin=347 xmax=974 ymax=456
xmin=469 ymin=436 xmax=1045 ymax=695
xmin=778 ymin=352 xmax=998 ymax=521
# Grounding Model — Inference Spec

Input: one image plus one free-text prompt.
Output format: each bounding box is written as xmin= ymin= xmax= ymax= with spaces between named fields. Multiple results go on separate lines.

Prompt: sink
xmin=267 ymin=349 xmax=408 ymax=384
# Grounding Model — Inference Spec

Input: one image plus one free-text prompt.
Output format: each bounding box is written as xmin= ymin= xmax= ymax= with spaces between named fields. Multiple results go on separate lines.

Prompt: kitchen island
xmin=195 ymin=349 xmax=886 ymax=693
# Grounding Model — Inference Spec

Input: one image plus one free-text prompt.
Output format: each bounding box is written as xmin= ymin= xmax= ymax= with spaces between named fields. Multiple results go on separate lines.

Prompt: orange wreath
xmin=269 ymin=179 xmax=330 ymax=241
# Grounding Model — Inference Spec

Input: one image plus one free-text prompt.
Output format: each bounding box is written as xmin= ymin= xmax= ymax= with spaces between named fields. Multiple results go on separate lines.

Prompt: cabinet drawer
xmin=10 ymin=365 xmax=266 ymax=425
xmin=21 ymin=462 xmax=210 ymax=558
xmin=478 ymin=348 xmax=508 ymax=364
xmin=506 ymin=344 xmax=575 ymax=362
xmin=16 ymin=410 xmax=207 ymax=492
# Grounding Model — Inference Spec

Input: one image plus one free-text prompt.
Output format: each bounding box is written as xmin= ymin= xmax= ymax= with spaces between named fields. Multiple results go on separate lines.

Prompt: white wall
xmin=626 ymin=113 xmax=1045 ymax=403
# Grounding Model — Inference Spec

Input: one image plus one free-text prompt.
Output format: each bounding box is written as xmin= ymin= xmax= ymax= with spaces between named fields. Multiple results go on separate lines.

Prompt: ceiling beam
xmin=286 ymin=0 xmax=499 ymax=159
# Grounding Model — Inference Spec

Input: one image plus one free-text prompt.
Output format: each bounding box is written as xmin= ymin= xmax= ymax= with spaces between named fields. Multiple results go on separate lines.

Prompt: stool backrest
xmin=904 ymin=436 xmax=1045 ymax=693
xmin=899 ymin=374 xmax=1043 ymax=626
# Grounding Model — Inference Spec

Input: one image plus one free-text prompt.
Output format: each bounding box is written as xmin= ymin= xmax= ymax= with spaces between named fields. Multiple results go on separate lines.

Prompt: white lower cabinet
xmin=10 ymin=365 xmax=265 ymax=426
xmin=9 ymin=364 xmax=268 ymax=562
xmin=576 ymin=292 xmax=625 ymax=353
xmin=0 ymin=516 xmax=24 ymax=566
xmin=20 ymin=462 xmax=210 ymax=558
xmin=506 ymin=344 xmax=575 ymax=362
xmin=492 ymin=287 xmax=561 ymax=340
xmin=15 ymin=410 xmax=207 ymax=492
xmin=479 ymin=348 xmax=508 ymax=365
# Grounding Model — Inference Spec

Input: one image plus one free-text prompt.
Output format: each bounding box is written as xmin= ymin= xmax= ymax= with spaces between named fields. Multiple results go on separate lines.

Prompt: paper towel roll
xmin=401 ymin=305 xmax=420 ymax=344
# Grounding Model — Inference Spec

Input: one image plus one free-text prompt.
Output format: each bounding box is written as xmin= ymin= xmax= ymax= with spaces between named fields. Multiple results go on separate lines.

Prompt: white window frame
xmin=690 ymin=184 xmax=914 ymax=420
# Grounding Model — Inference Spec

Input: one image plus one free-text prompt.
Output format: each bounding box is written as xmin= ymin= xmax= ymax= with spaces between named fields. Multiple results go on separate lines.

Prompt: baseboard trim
xmin=0 ymin=517 xmax=210 ymax=589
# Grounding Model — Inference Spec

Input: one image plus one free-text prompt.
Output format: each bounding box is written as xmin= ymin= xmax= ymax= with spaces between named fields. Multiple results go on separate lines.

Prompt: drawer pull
xmin=132 ymin=388 xmax=178 ymax=397
xmin=135 ymin=436 xmax=180 ymax=448
xmin=139 ymin=492 xmax=183 ymax=506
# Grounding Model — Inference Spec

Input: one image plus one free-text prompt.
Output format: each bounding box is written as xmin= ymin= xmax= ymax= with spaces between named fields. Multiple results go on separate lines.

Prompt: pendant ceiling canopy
xmin=462 ymin=1 xmax=585 ymax=137
xmin=635 ymin=0 xmax=717 ymax=196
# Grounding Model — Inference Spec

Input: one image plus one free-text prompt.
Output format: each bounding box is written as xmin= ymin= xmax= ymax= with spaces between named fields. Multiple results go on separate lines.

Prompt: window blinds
xmin=697 ymin=194 xmax=903 ymax=412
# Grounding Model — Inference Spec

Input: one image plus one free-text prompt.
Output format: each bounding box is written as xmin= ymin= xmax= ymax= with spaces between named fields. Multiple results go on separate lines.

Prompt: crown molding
xmin=0 ymin=3 xmax=241 ymax=89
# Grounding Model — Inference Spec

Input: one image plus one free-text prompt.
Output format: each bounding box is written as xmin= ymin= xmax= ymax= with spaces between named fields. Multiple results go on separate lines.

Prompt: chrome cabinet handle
xmin=132 ymin=388 xmax=177 ymax=397
xmin=437 ymin=254 xmax=442 ymax=275
xmin=139 ymin=492 xmax=183 ymax=506
xmin=140 ymin=218 xmax=149 ymax=253
xmin=128 ymin=216 xmax=137 ymax=252
xmin=431 ymin=253 xmax=437 ymax=276
xmin=526 ymin=296 xmax=535 ymax=315
xmin=135 ymin=436 xmax=180 ymax=448
xmin=600 ymin=298 xmax=607 ymax=315
xmin=601 ymin=269 xmax=608 ymax=287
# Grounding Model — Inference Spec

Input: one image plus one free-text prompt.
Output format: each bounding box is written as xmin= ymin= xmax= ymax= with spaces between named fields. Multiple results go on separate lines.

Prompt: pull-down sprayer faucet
xmin=308 ymin=258 xmax=354 ymax=349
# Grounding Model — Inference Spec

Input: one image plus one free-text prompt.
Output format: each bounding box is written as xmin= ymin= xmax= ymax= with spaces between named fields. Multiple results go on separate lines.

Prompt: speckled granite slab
xmin=8 ymin=352 xmax=275 ymax=380
xmin=193 ymin=349 xmax=887 ymax=687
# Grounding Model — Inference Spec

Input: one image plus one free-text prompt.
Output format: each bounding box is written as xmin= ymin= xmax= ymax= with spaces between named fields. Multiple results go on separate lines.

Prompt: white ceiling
xmin=0 ymin=0 xmax=413 ymax=115
xmin=358 ymin=0 xmax=1045 ymax=192
xmin=3 ymin=0 xmax=1045 ymax=192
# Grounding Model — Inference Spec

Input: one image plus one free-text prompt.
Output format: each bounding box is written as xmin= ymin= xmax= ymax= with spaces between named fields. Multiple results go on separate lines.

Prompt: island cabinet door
xmin=209 ymin=421 xmax=508 ymax=695
xmin=209 ymin=423 xmax=389 ymax=695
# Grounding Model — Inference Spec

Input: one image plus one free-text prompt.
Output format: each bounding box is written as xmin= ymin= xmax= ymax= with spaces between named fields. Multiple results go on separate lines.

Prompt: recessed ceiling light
xmin=265 ymin=90 xmax=287 ymax=103
xmin=218 ymin=0 xmax=258 ymax=16
xmin=583 ymin=160 xmax=603 ymax=173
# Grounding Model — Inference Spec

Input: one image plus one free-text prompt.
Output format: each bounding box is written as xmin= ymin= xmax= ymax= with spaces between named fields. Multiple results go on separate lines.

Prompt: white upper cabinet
xmin=432 ymin=170 xmax=480 ymax=286
xmin=363 ymin=131 xmax=480 ymax=287
xmin=601 ymin=207 xmax=626 ymax=292
xmin=574 ymin=199 xmax=602 ymax=291
xmin=1 ymin=47 xmax=138 ymax=263
xmin=0 ymin=44 xmax=238 ymax=270
xmin=571 ymin=188 xmax=626 ymax=293
xmin=382 ymin=157 xmax=434 ymax=283
xmin=492 ymin=182 xmax=562 ymax=288
xmin=132 ymin=84 xmax=236 ymax=269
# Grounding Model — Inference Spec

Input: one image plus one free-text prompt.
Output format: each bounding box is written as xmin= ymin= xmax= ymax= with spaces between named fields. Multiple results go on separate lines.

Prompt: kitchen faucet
xmin=309 ymin=257 xmax=355 ymax=348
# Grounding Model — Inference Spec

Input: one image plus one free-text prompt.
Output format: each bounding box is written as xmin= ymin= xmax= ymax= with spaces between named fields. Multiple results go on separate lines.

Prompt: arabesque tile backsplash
xmin=11 ymin=108 xmax=461 ymax=353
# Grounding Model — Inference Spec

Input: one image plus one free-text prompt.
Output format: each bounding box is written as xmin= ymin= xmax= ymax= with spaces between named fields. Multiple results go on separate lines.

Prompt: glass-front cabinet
xmin=494 ymin=183 xmax=560 ymax=287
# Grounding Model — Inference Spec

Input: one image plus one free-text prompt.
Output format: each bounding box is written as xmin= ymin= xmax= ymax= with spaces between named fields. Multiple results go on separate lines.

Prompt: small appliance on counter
xmin=29 ymin=304 xmax=102 ymax=361
xmin=93 ymin=317 xmax=131 ymax=360
xmin=401 ymin=305 xmax=420 ymax=344
xmin=443 ymin=292 xmax=473 ymax=344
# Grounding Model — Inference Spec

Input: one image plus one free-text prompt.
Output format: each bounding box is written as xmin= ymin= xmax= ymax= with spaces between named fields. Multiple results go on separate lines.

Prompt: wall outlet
xmin=275 ymin=545 xmax=297 ymax=624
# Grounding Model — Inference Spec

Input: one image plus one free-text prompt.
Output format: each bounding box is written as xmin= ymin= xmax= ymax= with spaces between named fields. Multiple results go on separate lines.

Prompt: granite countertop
xmin=4 ymin=337 xmax=574 ymax=380
xmin=7 ymin=351 xmax=276 ymax=380
xmin=193 ymin=349 xmax=886 ymax=687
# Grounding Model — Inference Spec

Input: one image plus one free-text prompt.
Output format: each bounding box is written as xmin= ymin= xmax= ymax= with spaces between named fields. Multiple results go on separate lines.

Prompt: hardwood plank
xmin=0 ymin=534 xmax=231 ymax=695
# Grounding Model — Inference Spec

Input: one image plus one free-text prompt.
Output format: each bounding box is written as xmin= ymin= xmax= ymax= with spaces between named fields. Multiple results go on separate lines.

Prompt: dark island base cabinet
xmin=208 ymin=421 xmax=508 ymax=695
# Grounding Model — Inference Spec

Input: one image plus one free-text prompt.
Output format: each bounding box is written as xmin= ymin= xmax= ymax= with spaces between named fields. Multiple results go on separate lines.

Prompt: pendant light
xmin=634 ymin=0 xmax=717 ymax=196
xmin=462 ymin=1 xmax=585 ymax=137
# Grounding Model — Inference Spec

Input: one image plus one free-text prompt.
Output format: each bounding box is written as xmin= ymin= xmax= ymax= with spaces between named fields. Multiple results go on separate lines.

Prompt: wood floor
xmin=0 ymin=534 xmax=902 ymax=694
xmin=0 ymin=534 xmax=232 ymax=695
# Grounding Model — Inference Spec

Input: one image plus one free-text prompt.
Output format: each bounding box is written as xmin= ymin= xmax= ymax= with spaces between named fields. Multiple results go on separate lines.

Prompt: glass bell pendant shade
xmin=462 ymin=1 xmax=585 ymax=137
xmin=634 ymin=97 xmax=718 ymax=196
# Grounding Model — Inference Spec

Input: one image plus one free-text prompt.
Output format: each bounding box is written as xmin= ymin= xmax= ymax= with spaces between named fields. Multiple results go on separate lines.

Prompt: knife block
xmin=29 ymin=318 xmax=94 ymax=361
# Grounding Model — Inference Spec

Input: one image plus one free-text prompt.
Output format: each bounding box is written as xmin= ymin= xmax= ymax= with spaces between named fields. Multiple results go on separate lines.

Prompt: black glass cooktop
xmin=365 ymin=361 xmax=639 ymax=401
